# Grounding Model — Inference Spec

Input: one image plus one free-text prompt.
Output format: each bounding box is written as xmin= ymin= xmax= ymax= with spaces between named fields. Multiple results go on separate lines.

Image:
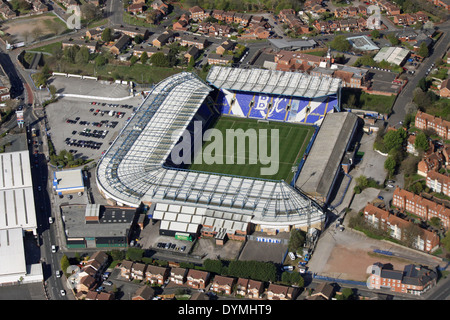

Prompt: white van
xmin=288 ymin=252 xmax=296 ymax=261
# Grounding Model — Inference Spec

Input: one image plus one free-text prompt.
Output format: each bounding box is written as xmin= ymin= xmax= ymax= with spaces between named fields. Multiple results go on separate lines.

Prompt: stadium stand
xmin=209 ymin=66 xmax=341 ymax=125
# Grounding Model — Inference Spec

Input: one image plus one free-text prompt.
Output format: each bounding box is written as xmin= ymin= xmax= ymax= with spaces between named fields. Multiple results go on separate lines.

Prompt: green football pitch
xmin=187 ymin=116 xmax=316 ymax=182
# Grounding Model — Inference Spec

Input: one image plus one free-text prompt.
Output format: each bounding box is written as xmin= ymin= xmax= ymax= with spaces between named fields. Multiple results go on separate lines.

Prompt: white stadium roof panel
xmin=206 ymin=66 xmax=341 ymax=98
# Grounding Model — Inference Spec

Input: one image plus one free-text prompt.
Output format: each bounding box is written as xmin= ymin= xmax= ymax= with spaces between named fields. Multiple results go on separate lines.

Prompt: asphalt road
xmin=388 ymin=24 xmax=450 ymax=127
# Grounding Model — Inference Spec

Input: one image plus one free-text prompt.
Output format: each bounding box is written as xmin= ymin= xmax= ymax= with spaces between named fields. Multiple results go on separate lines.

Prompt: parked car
xmin=51 ymin=245 xmax=57 ymax=253
xmin=60 ymin=290 xmax=66 ymax=296
xmin=103 ymin=281 xmax=113 ymax=286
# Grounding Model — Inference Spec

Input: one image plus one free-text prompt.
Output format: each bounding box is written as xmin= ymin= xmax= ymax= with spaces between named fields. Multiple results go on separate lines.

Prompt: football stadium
xmin=96 ymin=66 xmax=349 ymax=240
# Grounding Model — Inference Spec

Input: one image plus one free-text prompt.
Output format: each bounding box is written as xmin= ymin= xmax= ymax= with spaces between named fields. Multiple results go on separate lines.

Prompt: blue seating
xmin=216 ymin=90 xmax=231 ymax=114
xmin=267 ymin=96 xmax=289 ymax=121
xmin=230 ymin=92 xmax=254 ymax=117
xmin=248 ymin=95 xmax=270 ymax=119
xmin=214 ymin=90 xmax=337 ymax=125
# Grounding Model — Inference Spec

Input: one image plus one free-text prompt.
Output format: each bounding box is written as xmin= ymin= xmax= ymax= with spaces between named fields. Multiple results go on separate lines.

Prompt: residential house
xmin=308 ymin=282 xmax=335 ymax=300
xmin=211 ymin=275 xmax=236 ymax=295
xmin=97 ymin=292 xmax=114 ymax=300
xmin=233 ymin=13 xmax=251 ymax=26
xmin=62 ymin=39 xmax=99 ymax=53
xmin=266 ymin=284 xmax=298 ymax=300
xmin=207 ymin=53 xmax=233 ymax=65
xmin=212 ymin=9 xmax=225 ymax=21
xmin=151 ymin=0 xmax=169 ymax=15
xmin=133 ymin=45 xmax=159 ymax=57
xmin=131 ymin=262 xmax=147 ymax=281
xmin=179 ymin=34 xmax=208 ymax=50
xmin=152 ymin=31 xmax=174 ymax=48
xmin=417 ymin=150 xmax=443 ymax=177
xmin=173 ymin=19 xmax=189 ymax=31
xmin=406 ymin=135 xmax=418 ymax=156
xmin=392 ymin=187 xmax=450 ymax=229
xmin=415 ymin=111 xmax=450 ymax=140
xmin=110 ymin=34 xmax=131 ymax=55
xmin=426 ymin=170 xmax=450 ymax=197
xmin=82 ymin=251 xmax=109 ymax=279
xmin=363 ymin=203 xmax=440 ymax=252
xmin=223 ymin=11 xmax=235 ymax=24
xmin=127 ymin=3 xmax=145 ymax=14
xmin=236 ymin=278 xmax=264 ymax=299
xmin=440 ymin=79 xmax=450 ymax=98
xmin=186 ymin=269 xmax=210 ymax=289
xmin=368 ymin=262 xmax=437 ymax=295
xmin=132 ymin=285 xmax=155 ymax=300
xmin=85 ymin=28 xmax=103 ymax=41
xmin=119 ymin=260 xmax=133 ymax=279
xmin=170 ymin=267 xmax=187 ymax=285
xmin=189 ymin=6 xmax=209 ymax=21
xmin=427 ymin=0 xmax=450 ymax=10
xmin=145 ymin=265 xmax=170 ymax=285
xmin=216 ymin=40 xmax=235 ymax=55
xmin=113 ymin=26 xmax=150 ymax=40
xmin=133 ymin=0 xmax=146 ymax=4
xmin=184 ymin=46 xmax=200 ymax=61
xmin=78 ymin=275 xmax=97 ymax=293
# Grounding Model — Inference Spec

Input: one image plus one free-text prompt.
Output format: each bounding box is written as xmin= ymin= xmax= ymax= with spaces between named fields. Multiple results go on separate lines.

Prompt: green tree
xmin=441 ymin=232 xmax=450 ymax=251
xmin=126 ymin=248 xmax=144 ymax=262
xmin=140 ymin=52 xmax=149 ymax=65
xmin=330 ymin=35 xmax=351 ymax=52
xmin=150 ymin=52 xmax=169 ymax=67
xmin=60 ymin=254 xmax=70 ymax=275
xmin=203 ymin=259 xmax=224 ymax=274
xmin=110 ymin=249 xmax=125 ymax=261
xmin=102 ymin=28 xmax=112 ymax=43
xmin=288 ymin=229 xmax=306 ymax=253
xmin=130 ymin=55 xmax=138 ymax=66
xmin=418 ymin=42 xmax=429 ymax=58
xmin=75 ymin=46 xmax=90 ymax=65
xmin=48 ymin=85 xmax=57 ymax=99
xmin=417 ymin=77 xmax=429 ymax=92
xmin=414 ymin=132 xmax=429 ymax=152
xmin=134 ymin=35 xmax=143 ymax=44
xmin=95 ymin=55 xmax=107 ymax=67
xmin=383 ymin=129 xmax=407 ymax=152
xmin=384 ymin=156 xmax=396 ymax=176
xmin=386 ymin=34 xmax=400 ymax=45
xmin=371 ymin=30 xmax=380 ymax=39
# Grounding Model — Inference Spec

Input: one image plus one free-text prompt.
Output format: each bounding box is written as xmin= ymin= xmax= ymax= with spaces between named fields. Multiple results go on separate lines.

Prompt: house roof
xmin=133 ymin=285 xmax=155 ymax=299
xmin=146 ymin=265 xmax=169 ymax=275
xmin=187 ymin=269 xmax=209 ymax=280
xmin=120 ymin=260 xmax=133 ymax=270
xmin=312 ymin=282 xmax=334 ymax=299
xmin=213 ymin=275 xmax=235 ymax=286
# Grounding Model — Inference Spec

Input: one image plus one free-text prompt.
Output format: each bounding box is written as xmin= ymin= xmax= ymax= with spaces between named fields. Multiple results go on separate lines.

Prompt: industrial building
xmin=52 ymin=168 xmax=84 ymax=195
xmin=0 ymin=151 xmax=42 ymax=285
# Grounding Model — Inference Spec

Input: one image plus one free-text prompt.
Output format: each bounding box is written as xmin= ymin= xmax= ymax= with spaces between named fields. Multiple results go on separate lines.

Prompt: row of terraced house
xmin=363 ymin=203 xmax=440 ymax=252
xmin=118 ymin=261 xmax=299 ymax=300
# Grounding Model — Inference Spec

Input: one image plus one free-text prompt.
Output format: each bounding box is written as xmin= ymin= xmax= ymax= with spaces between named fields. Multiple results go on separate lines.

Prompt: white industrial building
xmin=0 ymin=151 xmax=42 ymax=285
xmin=373 ymin=47 xmax=410 ymax=66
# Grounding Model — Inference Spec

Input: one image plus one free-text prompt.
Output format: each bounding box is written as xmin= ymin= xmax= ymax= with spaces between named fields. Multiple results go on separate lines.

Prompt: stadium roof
xmin=295 ymin=112 xmax=359 ymax=203
xmin=206 ymin=66 xmax=341 ymax=98
xmin=96 ymin=71 xmax=325 ymax=226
